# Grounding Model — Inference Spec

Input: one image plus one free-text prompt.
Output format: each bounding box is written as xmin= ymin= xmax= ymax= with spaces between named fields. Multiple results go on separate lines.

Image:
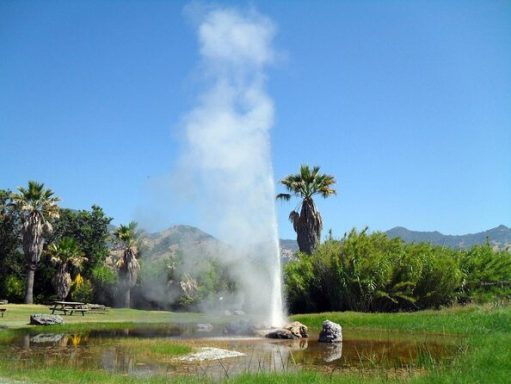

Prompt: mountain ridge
xmin=385 ymin=224 xmax=511 ymax=249
xmin=138 ymin=224 xmax=510 ymax=260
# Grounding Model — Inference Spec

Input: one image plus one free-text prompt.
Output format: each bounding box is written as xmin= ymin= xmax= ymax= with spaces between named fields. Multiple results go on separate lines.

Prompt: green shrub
xmin=285 ymin=251 xmax=316 ymax=313
xmin=4 ymin=275 xmax=24 ymax=302
xmin=413 ymin=244 xmax=462 ymax=309
xmin=71 ymin=274 xmax=94 ymax=303
xmin=284 ymin=228 xmax=509 ymax=313
xmin=91 ymin=265 xmax=117 ymax=304
xmin=459 ymin=243 xmax=511 ymax=303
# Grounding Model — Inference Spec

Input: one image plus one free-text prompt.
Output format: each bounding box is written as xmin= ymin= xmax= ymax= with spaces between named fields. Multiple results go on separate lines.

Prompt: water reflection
xmin=26 ymin=333 xmax=87 ymax=347
xmin=323 ymin=343 xmax=342 ymax=362
xmin=2 ymin=327 xmax=459 ymax=379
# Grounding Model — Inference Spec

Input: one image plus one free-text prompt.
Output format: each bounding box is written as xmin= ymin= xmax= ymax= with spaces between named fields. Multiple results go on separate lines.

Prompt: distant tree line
xmin=284 ymin=228 xmax=511 ymax=313
xmin=0 ymin=181 xmax=235 ymax=309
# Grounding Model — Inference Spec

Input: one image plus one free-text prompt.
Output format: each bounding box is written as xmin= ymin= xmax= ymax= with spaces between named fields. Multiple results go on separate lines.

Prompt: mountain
xmin=385 ymin=225 xmax=511 ymax=250
xmin=139 ymin=225 xmax=298 ymax=261
xmin=279 ymin=239 xmax=299 ymax=252
xmin=140 ymin=225 xmax=221 ymax=260
xmin=279 ymin=225 xmax=511 ymax=252
xmin=137 ymin=224 xmax=511 ymax=261
xmin=279 ymin=239 xmax=299 ymax=262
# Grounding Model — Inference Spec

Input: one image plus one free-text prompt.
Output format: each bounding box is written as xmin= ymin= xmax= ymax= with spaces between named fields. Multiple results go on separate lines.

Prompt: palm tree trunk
xmin=124 ymin=289 xmax=131 ymax=308
xmin=119 ymin=248 xmax=139 ymax=308
xmin=296 ymin=199 xmax=322 ymax=254
xmin=22 ymin=214 xmax=44 ymax=304
xmin=25 ymin=267 xmax=35 ymax=304
xmin=53 ymin=268 xmax=72 ymax=300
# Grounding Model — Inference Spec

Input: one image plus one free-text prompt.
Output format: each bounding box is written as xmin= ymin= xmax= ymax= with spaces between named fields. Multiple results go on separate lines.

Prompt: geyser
xmin=181 ymin=5 xmax=284 ymax=326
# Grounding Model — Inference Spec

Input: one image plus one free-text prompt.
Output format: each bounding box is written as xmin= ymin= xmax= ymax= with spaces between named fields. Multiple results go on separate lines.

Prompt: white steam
xmin=180 ymin=6 xmax=284 ymax=326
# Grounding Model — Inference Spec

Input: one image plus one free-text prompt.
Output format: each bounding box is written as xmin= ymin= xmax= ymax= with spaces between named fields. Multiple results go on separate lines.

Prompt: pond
xmin=1 ymin=323 xmax=461 ymax=380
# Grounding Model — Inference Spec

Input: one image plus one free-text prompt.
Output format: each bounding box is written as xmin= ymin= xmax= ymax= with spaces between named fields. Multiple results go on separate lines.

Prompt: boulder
xmin=30 ymin=314 xmax=64 ymax=326
xmin=318 ymin=320 xmax=342 ymax=343
xmin=265 ymin=328 xmax=296 ymax=339
xmin=285 ymin=321 xmax=309 ymax=338
xmin=265 ymin=321 xmax=308 ymax=339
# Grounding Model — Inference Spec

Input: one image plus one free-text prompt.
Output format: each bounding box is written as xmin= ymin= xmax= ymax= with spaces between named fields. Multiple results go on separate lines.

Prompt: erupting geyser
xmin=181 ymin=5 xmax=284 ymax=326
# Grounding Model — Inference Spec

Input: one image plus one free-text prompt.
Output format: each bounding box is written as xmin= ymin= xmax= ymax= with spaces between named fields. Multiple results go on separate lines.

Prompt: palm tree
xmin=10 ymin=181 xmax=60 ymax=303
xmin=48 ymin=237 xmax=87 ymax=300
xmin=113 ymin=222 xmax=140 ymax=308
xmin=277 ymin=165 xmax=336 ymax=254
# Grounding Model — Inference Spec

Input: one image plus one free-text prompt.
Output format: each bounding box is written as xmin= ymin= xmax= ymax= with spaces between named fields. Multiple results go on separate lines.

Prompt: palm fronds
xmin=277 ymin=165 xmax=336 ymax=254
xmin=47 ymin=237 xmax=86 ymax=300
xmin=113 ymin=222 xmax=141 ymax=307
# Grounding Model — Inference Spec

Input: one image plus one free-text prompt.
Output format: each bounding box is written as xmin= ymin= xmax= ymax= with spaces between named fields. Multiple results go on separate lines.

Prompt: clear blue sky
xmin=1 ymin=1 xmax=510 ymax=240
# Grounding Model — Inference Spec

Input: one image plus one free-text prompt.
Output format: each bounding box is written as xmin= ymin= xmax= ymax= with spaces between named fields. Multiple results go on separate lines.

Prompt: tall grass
xmin=285 ymin=229 xmax=511 ymax=313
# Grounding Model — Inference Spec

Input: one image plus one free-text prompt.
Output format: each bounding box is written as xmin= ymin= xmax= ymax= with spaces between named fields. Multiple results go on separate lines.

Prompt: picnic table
xmin=49 ymin=301 xmax=89 ymax=316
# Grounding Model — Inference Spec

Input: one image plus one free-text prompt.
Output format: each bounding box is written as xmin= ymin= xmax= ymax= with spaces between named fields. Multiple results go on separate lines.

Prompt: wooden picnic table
xmin=49 ymin=301 xmax=89 ymax=316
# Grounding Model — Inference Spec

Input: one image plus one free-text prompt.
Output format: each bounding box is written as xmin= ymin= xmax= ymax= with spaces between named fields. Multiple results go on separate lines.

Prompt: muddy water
xmin=1 ymin=325 xmax=460 ymax=379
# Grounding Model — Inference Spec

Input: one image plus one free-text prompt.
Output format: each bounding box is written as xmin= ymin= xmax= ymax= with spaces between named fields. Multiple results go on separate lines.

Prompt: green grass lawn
xmin=0 ymin=303 xmax=509 ymax=383
xmin=0 ymin=303 xmax=210 ymax=329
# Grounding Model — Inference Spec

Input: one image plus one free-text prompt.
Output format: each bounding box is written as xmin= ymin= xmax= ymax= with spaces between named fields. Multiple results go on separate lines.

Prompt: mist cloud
xmin=179 ymin=5 xmax=284 ymax=325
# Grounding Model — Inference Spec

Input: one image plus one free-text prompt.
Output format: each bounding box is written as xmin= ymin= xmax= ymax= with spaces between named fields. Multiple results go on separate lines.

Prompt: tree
xmin=0 ymin=190 xmax=19 ymax=265
xmin=47 ymin=237 xmax=87 ymax=300
xmin=277 ymin=165 xmax=336 ymax=254
xmin=10 ymin=181 xmax=60 ymax=303
xmin=113 ymin=222 xmax=140 ymax=308
xmin=49 ymin=206 xmax=112 ymax=280
xmin=0 ymin=190 xmax=23 ymax=301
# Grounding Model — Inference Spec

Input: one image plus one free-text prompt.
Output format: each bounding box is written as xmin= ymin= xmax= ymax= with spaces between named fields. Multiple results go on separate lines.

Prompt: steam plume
xmin=180 ymin=5 xmax=284 ymax=326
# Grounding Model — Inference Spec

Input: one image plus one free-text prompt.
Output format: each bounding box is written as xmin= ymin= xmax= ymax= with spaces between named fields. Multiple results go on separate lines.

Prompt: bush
xmin=284 ymin=228 xmax=508 ymax=313
xmin=71 ymin=274 xmax=93 ymax=303
xmin=91 ymin=265 xmax=117 ymax=305
xmin=413 ymin=244 xmax=462 ymax=309
xmin=4 ymin=275 xmax=24 ymax=302
xmin=459 ymin=243 xmax=511 ymax=303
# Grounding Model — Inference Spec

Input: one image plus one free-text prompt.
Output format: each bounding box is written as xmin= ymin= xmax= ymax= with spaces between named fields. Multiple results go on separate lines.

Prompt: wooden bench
xmin=49 ymin=301 xmax=89 ymax=316
xmin=49 ymin=307 xmax=89 ymax=316
xmin=0 ymin=308 xmax=6 ymax=317
xmin=66 ymin=307 xmax=89 ymax=316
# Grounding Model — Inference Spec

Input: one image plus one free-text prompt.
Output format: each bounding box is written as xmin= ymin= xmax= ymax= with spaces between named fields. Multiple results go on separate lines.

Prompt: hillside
xmin=139 ymin=225 xmax=298 ymax=261
xmin=385 ymin=225 xmax=511 ymax=249
xmin=140 ymin=225 xmax=221 ymax=260
xmin=137 ymin=224 xmax=511 ymax=261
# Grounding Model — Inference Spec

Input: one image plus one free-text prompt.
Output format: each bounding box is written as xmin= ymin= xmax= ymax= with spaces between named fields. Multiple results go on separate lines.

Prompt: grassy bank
xmin=292 ymin=303 xmax=511 ymax=383
xmin=0 ymin=303 xmax=509 ymax=383
xmin=0 ymin=304 xmax=209 ymax=329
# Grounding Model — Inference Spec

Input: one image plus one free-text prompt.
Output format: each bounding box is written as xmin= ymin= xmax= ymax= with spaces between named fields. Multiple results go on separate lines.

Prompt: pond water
xmin=1 ymin=324 xmax=461 ymax=380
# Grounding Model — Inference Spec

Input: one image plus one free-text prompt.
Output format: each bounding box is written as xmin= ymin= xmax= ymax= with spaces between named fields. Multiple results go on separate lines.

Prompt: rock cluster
xmin=318 ymin=320 xmax=342 ymax=343
xmin=265 ymin=321 xmax=308 ymax=339
xmin=30 ymin=314 xmax=64 ymax=325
